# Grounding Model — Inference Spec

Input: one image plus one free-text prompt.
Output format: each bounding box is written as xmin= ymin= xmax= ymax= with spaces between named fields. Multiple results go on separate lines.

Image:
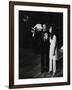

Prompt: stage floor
xmin=19 ymin=48 xmax=63 ymax=79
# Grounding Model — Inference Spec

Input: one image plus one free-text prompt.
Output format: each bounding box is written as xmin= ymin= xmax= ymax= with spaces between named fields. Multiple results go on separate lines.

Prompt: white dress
xmin=49 ymin=35 xmax=57 ymax=61
xmin=49 ymin=35 xmax=57 ymax=73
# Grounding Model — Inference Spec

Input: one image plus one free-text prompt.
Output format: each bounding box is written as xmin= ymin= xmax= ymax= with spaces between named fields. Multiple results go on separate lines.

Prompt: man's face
xmin=43 ymin=24 xmax=46 ymax=31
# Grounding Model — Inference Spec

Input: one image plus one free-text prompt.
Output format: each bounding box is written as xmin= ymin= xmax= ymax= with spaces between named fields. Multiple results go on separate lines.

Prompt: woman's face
xmin=49 ymin=26 xmax=52 ymax=33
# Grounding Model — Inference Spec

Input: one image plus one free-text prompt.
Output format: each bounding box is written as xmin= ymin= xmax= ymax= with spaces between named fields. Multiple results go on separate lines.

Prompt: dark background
xmin=19 ymin=10 xmax=63 ymax=49
xmin=19 ymin=11 xmax=63 ymax=79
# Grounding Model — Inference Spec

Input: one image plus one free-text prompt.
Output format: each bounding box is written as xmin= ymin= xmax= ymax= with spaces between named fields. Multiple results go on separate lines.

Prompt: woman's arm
xmin=53 ymin=35 xmax=56 ymax=47
xmin=53 ymin=35 xmax=57 ymax=55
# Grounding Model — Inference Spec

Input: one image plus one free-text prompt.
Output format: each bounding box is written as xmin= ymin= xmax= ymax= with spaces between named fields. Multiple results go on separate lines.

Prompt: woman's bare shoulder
xmin=53 ymin=35 xmax=56 ymax=38
xmin=53 ymin=35 xmax=56 ymax=40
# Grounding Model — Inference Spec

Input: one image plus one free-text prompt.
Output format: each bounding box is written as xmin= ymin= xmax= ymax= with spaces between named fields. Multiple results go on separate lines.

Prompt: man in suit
xmin=40 ymin=24 xmax=50 ymax=73
xmin=31 ymin=24 xmax=50 ymax=73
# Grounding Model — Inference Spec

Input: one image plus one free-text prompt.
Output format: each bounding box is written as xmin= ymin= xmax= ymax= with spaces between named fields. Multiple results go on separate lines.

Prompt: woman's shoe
xmin=48 ymin=71 xmax=52 ymax=74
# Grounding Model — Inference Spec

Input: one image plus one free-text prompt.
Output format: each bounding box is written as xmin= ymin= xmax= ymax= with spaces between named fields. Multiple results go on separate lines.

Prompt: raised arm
xmin=31 ymin=27 xmax=35 ymax=37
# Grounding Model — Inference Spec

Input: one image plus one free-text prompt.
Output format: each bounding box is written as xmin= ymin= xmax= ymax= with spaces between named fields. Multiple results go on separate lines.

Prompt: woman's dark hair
xmin=50 ymin=24 xmax=58 ymax=48
xmin=50 ymin=24 xmax=57 ymax=39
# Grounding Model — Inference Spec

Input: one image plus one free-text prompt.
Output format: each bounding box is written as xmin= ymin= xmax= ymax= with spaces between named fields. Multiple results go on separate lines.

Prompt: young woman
xmin=48 ymin=25 xmax=58 ymax=76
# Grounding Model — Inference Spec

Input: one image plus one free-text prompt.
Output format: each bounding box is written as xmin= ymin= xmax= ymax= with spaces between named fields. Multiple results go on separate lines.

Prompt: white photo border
xmin=14 ymin=5 xmax=68 ymax=85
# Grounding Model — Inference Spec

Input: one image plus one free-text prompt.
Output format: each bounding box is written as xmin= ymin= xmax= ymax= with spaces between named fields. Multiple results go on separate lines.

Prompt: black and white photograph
xmin=9 ymin=1 xmax=70 ymax=88
xmin=19 ymin=11 xmax=63 ymax=79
